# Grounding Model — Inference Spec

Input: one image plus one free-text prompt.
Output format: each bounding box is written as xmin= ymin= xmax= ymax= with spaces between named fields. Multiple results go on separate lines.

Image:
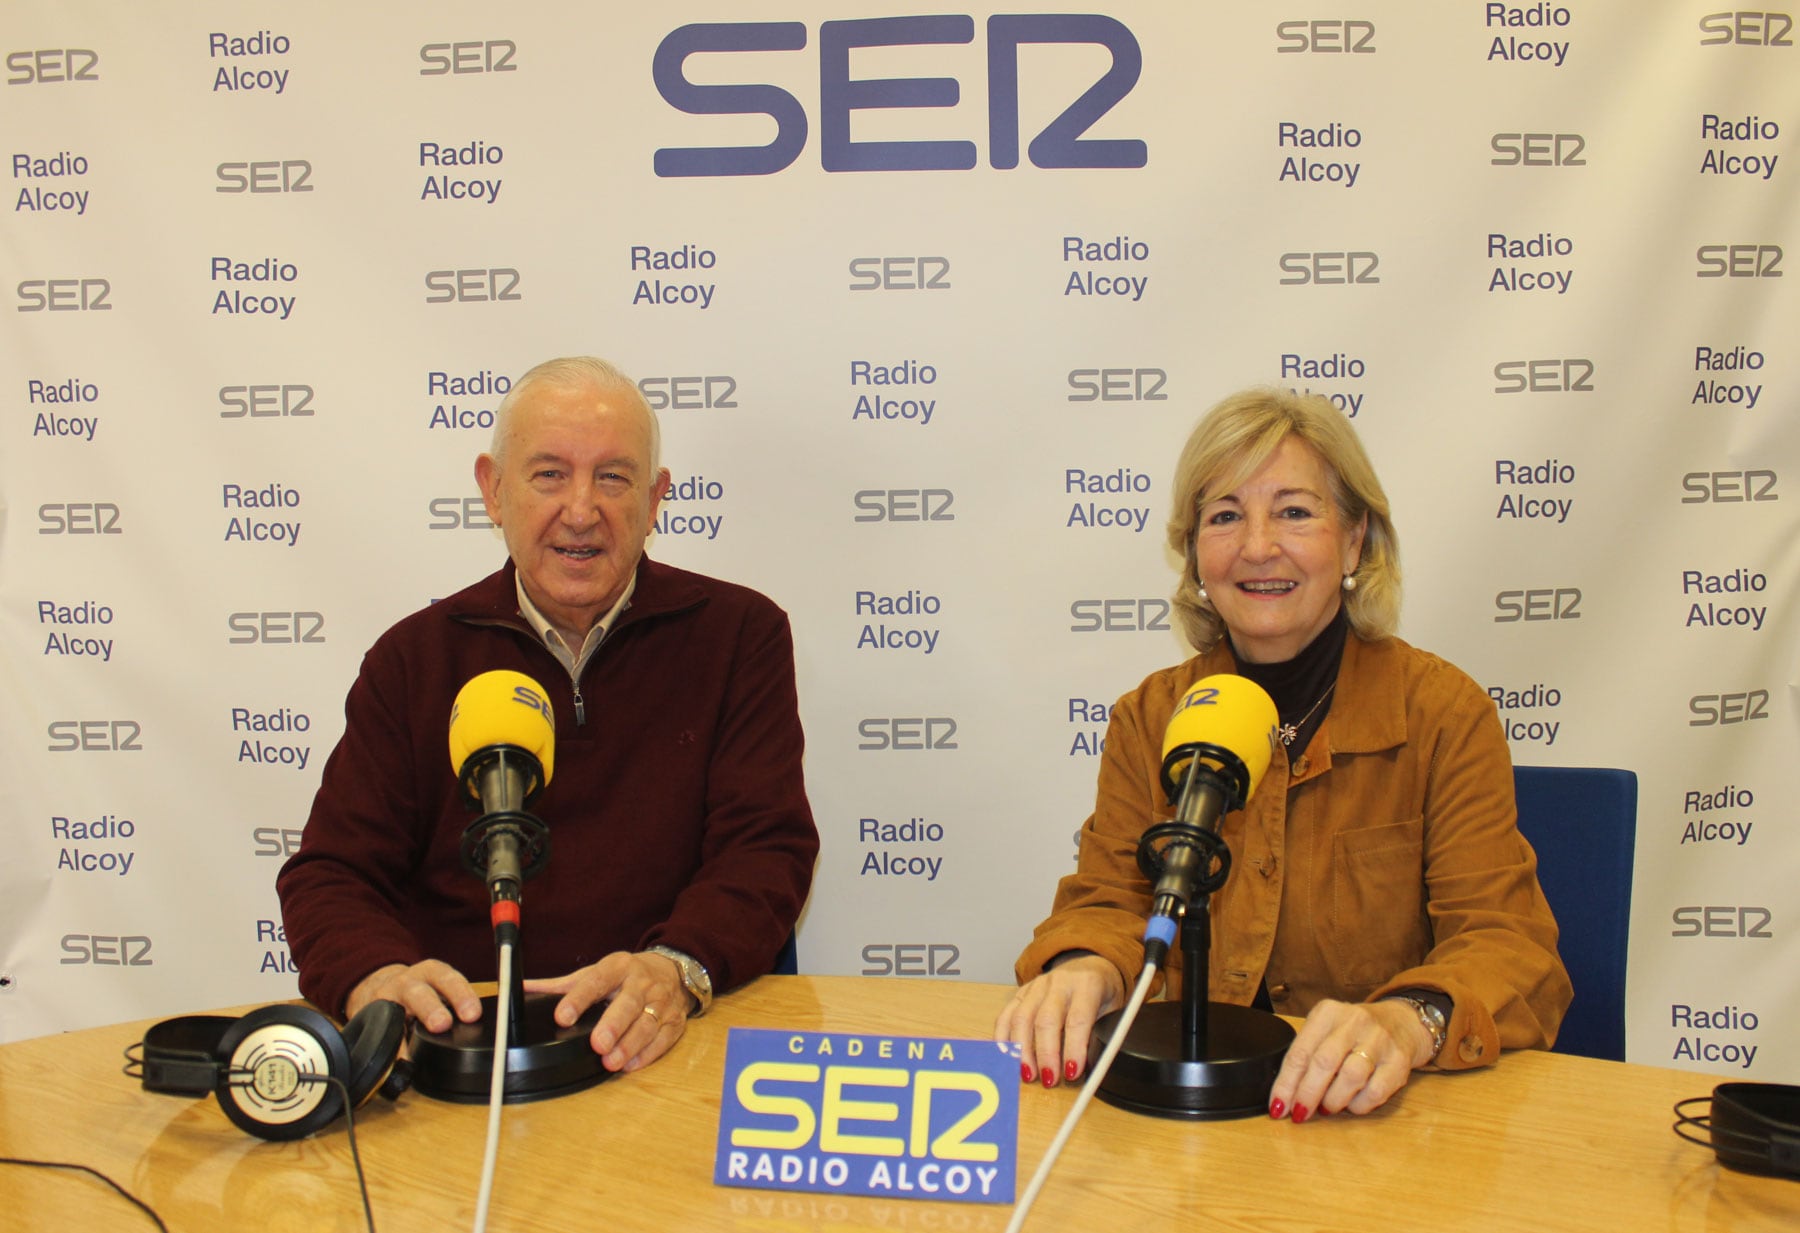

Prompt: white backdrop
xmin=4 ymin=2 xmax=1796 ymax=1084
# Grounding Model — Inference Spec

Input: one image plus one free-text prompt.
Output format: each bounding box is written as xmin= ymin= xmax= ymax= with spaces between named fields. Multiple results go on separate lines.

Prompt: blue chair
xmin=1511 ymin=765 xmax=1638 ymax=1062
xmin=773 ymin=931 xmax=799 ymax=976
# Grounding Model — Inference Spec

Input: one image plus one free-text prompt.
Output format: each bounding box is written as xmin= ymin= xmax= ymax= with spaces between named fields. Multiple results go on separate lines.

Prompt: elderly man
xmin=277 ymin=356 xmax=817 ymax=1073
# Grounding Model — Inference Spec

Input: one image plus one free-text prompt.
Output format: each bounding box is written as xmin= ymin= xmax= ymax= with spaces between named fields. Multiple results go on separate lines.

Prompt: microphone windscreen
xmin=1161 ymin=674 xmax=1280 ymax=799
xmin=448 ymin=670 xmax=557 ymax=783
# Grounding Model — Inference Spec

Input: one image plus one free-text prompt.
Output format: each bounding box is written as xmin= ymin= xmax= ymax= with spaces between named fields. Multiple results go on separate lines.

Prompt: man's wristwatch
xmin=646 ymin=946 xmax=713 ymax=1016
xmin=1388 ymin=994 xmax=1449 ymax=1062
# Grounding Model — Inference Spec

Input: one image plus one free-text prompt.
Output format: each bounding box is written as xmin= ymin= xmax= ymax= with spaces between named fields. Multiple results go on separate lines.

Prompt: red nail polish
xmin=1021 ymin=1062 xmax=1033 ymax=1083
xmin=1268 ymin=1098 xmax=1286 ymax=1119
xmin=1065 ymin=1059 xmax=1079 ymax=1082
xmin=1293 ymin=1104 xmax=1311 ymax=1124
xmin=1040 ymin=1067 xmax=1055 ymax=1088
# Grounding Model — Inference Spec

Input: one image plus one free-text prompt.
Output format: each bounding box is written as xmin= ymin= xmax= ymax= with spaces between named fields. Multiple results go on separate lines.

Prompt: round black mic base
xmin=1090 ymin=1001 xmax=1295 ymax=1120
xmin=409 ymin=993 xmax=611 ymax=1104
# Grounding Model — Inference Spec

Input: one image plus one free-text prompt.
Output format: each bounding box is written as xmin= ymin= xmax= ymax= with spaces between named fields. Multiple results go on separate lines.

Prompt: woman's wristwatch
xmin=1387 ymin=994 xmax=1449 ymax=1062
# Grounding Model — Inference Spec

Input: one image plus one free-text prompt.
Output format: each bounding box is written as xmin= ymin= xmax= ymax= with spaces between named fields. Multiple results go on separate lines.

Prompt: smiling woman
xmin=997 ymin=387 xmax=1570 ymax=1125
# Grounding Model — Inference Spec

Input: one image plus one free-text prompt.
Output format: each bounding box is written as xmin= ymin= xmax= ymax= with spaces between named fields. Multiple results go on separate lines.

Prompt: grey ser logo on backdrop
xmin=221 ymin=385 xmax=313 ymax=417
xmin=420 ymin=41 xmax=516 ymax=75
xmin=39 ymin=503 xmax=120 ymax=534
xmin=216 ymin=160 xmax=311 ymax=193
xmin=60 ymin=935 xmax=151 ymax=965
xmin=1680 ymin=470 xmax=1778 ymax=503
xmin=853 ymin=490 xmax=954 ymax=522
xmin=1698 ymin=12 xmax=1793 ymax=45
xmin=5 ymin=49 xmax=98 ymax=84
xmin=861 ymin=944 xmax=962 ymax=976
xmin=228 ymin=612 xmax=325 ymax=644
xmin=48 ymin=720 xmax=141 ymax=751
xmin=17 ymin=278 xmax=110 ymax=311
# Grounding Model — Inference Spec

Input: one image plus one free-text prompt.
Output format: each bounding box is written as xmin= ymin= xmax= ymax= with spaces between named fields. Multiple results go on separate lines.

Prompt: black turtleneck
xmin=1229 ymin=602 xmax=1349 ymax=764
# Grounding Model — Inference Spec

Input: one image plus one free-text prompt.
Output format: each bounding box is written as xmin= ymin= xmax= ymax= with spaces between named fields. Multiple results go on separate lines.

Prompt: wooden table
xmin=2 ymin=976 xmax=1792 ymax=1231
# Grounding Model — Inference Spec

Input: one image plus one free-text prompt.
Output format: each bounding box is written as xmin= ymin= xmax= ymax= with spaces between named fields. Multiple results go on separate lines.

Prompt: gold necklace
xmin=1278 ymin=683 xmax=1337 ymax=747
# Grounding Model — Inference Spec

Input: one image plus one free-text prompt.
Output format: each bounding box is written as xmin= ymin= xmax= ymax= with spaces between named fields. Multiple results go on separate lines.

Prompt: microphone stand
xmin=1088 ymin=747 xmax=1296 ymax=1119
xmin=410 ymin=746 xmax=610 ymax=1104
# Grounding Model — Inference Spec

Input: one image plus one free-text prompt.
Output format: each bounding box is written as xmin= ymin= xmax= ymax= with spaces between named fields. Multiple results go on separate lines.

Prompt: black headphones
xmin=126 ymin=1001 xmax=410 ymax=1141
xmin=1674 ymin=1082 xmax=1800 ymax=1180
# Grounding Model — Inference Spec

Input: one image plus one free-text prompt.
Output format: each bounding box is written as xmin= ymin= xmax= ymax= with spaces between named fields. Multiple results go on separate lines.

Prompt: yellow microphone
xmin=448 ymin=669 xmax=556 ymax=797
xmin=446 ymin=671 xmax=556 ymax=908
xmin=1141 ymin=675 xmax=1280 ymax=965
xmin=1159 ymin=674 xmax=1280 ymax=812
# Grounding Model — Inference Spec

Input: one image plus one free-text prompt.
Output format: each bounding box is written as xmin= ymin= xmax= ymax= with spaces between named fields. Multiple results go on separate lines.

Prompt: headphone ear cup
xmin=213 ymin=1005 xmax=352 ymax=1142
xmin=1711 ymin=1082 xmax=1800 ymax=1178
xmin=341 ymin=999 xmax=408 ymax=1106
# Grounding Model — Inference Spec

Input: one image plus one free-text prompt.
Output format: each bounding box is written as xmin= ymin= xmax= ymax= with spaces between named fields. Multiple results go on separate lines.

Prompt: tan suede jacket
xmin=1017 ymin=633 xmax=1572 ymax=1069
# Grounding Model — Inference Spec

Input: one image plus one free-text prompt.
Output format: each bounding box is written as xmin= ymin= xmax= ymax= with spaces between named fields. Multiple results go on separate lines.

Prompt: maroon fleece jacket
xmin=277 ymin=556 xmax=818 ymax=1017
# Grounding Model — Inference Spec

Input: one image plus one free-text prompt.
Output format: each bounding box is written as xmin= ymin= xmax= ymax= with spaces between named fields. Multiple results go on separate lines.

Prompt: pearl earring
xmin=1197 ymin=578 xmax=1209 ymax=602
xmin=1341 ymin=572 xmax=1357 ymax=592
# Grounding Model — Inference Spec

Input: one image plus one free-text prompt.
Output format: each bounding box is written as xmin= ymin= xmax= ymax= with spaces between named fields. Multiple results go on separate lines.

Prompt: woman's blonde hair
xmin=1166 ymin=387 xmax=1400 ymax=652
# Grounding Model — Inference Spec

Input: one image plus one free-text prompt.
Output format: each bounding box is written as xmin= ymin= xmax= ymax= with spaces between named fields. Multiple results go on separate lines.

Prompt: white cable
xmin=1003 ymin=962 xmax=1160 ymax=1233
xmin=471 ymin=940 xmax=514 ymax=1233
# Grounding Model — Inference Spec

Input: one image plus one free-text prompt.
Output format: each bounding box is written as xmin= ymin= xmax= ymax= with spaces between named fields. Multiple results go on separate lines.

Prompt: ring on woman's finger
xmin=1350 ymin=1047 xmax=1374 ymax=1065
xmin=642 ymin=1004 xmax=660 ymax=1025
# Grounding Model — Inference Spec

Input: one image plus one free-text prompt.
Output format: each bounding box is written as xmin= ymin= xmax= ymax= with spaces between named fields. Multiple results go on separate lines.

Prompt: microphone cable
xmin=1003 ymin=959 xmax=1159 ymax=1233
xmin=472 ymin=935 xmax=517 ymax=1233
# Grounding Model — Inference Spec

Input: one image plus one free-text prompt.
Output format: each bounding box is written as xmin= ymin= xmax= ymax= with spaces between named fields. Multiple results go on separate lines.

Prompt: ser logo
xmin=17 ymin=278 xmax=111 ymax=311
xmin=1067 ymin=368 xmax=1166 ymax=401
xmin=39 ymin=503 xmax=121 ymax=534
xmin=1671 ymin=906 xmax=1773 ymax=937
xmin=849 ymin=257 xmax=950 ymax=291
xmin=60 ymin=935 xmax=152 ymax=965
xmin=425 ymin=268 xmax=520 ymax=303
xmin=220 ymin=384 xmax=314 ymax=417
xmin=1681 ymin=470 xmax=1778 ymax=503
xmin=420 ymin=40 xmax=517 ymax=75
xmin=48 ymin=720 xmax=142 ymax=751
xmin=1490 ymin=133 xmax=1586 ymax=166
xmin=1275 ymin=20 xmax=1377 ymax=52
xmin=1696 ymin=245 xmax=1783 ymax=278
xmin=428 ymin=497 xmax=496 ymax=530
xmin=216 ymin=160 xmax=313 ymax=193
xmin=253 ymin=826 xmax=305 ymax=857
xmin=862 ymin=943 xmax=963 ymax=976
xmin=1070 ymin=598 xmax=1170 ymax=632
xmin=228 ymin=611 xmax=325 ymax=644
xmin=858 ymin=718 xmax=959 ymax=750
xmin=638 ymin=375 xmax=738 ymax=410
xmin=853 ymin=489 xmax=954 ymax=522
xmin=1689 ymin=690 xmax=1770 ymax=725
xmin=1698 ymin=11 xmax=1795 ymax=44
xmin=1494 ymin=359 xmax=1593 ymax=394
xmin=1278 ymin=252 xmax=1379 ymax=285
xmin=652 ymin=14 xmax=1145 ymax=176
xmin=1494 ymin=588 xmax=1581 ymax=622
xmin=5 ymin=49 xmax=99 ymax=84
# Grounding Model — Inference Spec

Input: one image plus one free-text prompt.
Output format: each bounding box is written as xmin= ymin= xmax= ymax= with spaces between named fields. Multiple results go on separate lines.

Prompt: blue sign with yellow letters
xmin=714 ymin=1028 xmax=1019 ymax=1204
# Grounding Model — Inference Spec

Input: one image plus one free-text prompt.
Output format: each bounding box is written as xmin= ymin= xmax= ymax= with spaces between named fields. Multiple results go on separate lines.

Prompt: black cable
xmin=277 ymin=1072 xmax=377 ymax=1233
xmin=0 ymin=1156 xmax=170 ymax=1232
